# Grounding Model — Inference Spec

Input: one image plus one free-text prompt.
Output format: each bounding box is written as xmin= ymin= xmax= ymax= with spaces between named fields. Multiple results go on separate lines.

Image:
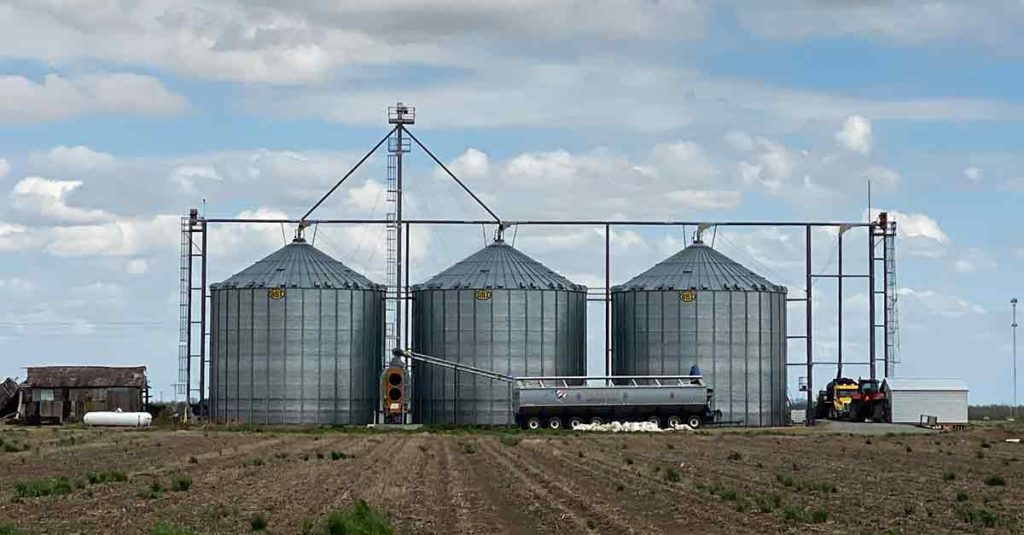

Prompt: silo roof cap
xmin=211 ymin=239 xmax=384 ymax=290
xmin=613 ymin=242 xmax=786 ymax=292
xmin=413 ymin=239 xmax=586 ymax=291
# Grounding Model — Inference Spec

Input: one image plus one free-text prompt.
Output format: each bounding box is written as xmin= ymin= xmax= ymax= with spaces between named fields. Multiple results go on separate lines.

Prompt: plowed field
xmin=1 ymin=424 xmax=1022 ymax=534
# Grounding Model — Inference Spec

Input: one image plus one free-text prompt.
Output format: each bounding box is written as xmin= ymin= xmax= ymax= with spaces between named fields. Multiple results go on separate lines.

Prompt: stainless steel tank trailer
xmin=393 ymin=349 xmax=720 ymax=430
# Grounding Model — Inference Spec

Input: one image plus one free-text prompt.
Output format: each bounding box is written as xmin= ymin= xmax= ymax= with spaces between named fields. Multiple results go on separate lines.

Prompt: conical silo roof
xmin=212 ymin=238 xmax=383 ymax=290
xmin=413 ymin=239 xmax=585 ymax=291
xmin=613 ymin=241 xmax=785 ymax=292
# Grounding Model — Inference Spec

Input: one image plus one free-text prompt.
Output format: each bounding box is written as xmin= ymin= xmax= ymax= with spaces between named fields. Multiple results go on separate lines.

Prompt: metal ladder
xmin=384 ymin=153 xmax=399 ymax=361
xmin=884 ymin=221 xmax=900 ymax=374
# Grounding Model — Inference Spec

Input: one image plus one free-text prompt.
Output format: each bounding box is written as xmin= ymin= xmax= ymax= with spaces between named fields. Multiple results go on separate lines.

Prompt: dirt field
xmin=1 ymin=423 xmax=1023 ymax=534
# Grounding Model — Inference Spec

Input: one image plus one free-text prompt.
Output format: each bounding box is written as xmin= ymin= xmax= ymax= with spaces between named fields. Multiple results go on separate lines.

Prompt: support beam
xmin=300 ymin=127 xmax=396 ymax=222
xmin=805 ymin=225 xmax=814 ymax=425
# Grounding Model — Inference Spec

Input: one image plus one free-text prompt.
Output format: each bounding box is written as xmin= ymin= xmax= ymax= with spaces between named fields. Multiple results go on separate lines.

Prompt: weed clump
xmin=150 ymin=523 xmax=197 ymax=535
xmin=664 ymin=468 xmax=681 ymax=483
xmin=726 ymin=451 xmax=742 ymax=461
xmin=499 ymin=436 xmax=519 ymax=447
xmin=942 ymin=471 xmax=956 ymax=481
xmin=249 ymin=514 xmax=267 ymax=532
xmin=326 ymin=500 xmax=393 ymax=535
xmin=14 ymin=477 xmax=72 ymax=498
xmin=983 ymin=475 xmax=1006 ymax=486
xmin=171 ymin=475 xmax=193 ymax=492
xmin=87 ymin=471 xmax=128 ymax=485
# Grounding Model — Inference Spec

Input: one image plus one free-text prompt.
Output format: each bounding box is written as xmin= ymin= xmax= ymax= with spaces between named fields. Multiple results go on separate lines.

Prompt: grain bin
xmin=612 ymin=240 xmax=787 ymax=426
xmin=209 ymin=237 xmax=384 ymax=425
xmin=411 ymin=238 xmax=586 ymax=425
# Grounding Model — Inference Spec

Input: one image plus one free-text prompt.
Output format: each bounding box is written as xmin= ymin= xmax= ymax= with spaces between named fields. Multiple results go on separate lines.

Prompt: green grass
xmin=330 ymin=451 xmax=349 ymax=461
xmin=498 ymin=435 xmax=519 ymax=447
xmin=664 ymin=468 xmax=681 ymax=483
xmin=956 ymin=491 xmax=969 ymax=502
xmin=0 ymin=524 xmax=26 ymax=535
xmin=150 ymin=523 xmax=198 ymax=535
xmin=983 ymin=475 xmax=1006 ymax=486
xmin=942 ymin=471 xmax=956 ymax=481
xmin=14 ymin=477 xmax=73 ymax=498
xmin=326 ymin=500 xmax=394 ymax=535
xmin=250 ymin=513 xmax=268 ymax=532
xmin=87 ymin=471 xmax=128 ymax=485
xmin=138 ymin=482 xmax=164 ymax=499
xmin=171 ymin=475 xmax=193 ymax=492
xmin=955 ymin=503 xmax=1009 ymax=529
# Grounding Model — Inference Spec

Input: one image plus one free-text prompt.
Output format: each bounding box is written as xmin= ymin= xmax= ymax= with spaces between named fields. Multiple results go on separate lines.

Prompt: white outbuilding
xmin=882 ymin=378 xmax=968 ymax=425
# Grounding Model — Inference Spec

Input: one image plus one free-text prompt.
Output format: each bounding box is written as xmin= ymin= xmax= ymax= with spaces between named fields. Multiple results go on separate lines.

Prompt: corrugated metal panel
xmin=413 ymin=239 xmax=586 ymax=291
xmin=885 ymin=378 xmax=968 ymax=392
xmin=209 ymin=240 xmax=384 ymax=425
xmin=412 ymin=242 xmax=586 ymax=425
xmin=24 ymin=367 xmax=147 ymax=388
xmin=212 ymin=239 xmax=384 ymax=290
xmin=889 ymin=390 xmax=968 ymax=424
xmin=613 ymin=242 xmax=785 ymax=292
xmin=612 ymin=242 xmax=788 ymax=427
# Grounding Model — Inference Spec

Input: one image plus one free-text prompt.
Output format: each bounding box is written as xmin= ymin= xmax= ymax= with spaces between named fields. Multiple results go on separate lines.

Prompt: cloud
xmin=664 ymin=190 xmax=741 ymax=210
xmin=0 ymin=73 xmax=187 ymax=124
xmin=867 ymin=209 xmax=949 ymax=258
xmin=836 ymin=115 xmax=872 ymax=154
xmin=0 ymin=158 xmax=9 ymax=179
xmin=445 ymin=148 xmax=489 ymax=180
xmin=734 ymin=2 xmax=1024 ymax=51
xmin=345 ymin=179 xmax=386 ymax=212
xmin=0 ymin=1 xmax=706 ymax=85
xmin=897 ymin=287 xmax=987 ymax=318
xmin=10 ymin=176 xmax=112 ymax=224
xmin=953 ymin=247 xmax=997 ymax=273
xmin=963 ymin=166 xmax=984 ymax=183
xmin=169 ymin=165 xmax=224 ymax=194
xmin=44 ymin=215 xmax=181 ymax=256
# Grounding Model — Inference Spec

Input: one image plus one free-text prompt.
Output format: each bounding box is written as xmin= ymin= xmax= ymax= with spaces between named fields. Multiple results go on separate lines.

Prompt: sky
xmin=0 ymin=1 xmax=1022 ymax=405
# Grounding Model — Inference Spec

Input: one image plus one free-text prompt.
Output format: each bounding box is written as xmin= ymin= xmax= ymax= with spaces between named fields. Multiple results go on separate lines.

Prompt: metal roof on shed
xmin=613 ymin=242 xmax=786 ymax=292
xmin=413 ymin=239 xmax=585 ymax=291
xmin=883 ymin=378 xmax=969 ymax=391
xmin=212 ymin=239 xmax=384 ymax=290
xmin=24 ymin=366 xmax=147 ymax=389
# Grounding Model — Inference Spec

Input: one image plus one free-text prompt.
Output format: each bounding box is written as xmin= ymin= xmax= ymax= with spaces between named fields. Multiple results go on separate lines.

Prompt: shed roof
xmin=24 ymin=366 xmax=147 ymax=389
xmin=413 ymin=239 xmax=585 ymax=291
xmin=884 ymin=378 xmax=968 ymax=392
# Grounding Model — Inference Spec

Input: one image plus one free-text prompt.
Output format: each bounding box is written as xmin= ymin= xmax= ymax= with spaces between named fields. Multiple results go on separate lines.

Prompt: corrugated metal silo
xmin=209 ymin=237 xmax=384 ymax=425
xmin=612 ymin=240 xmax=787 ymax=426
xmin=412 ymin=239 xmax=587 ymax=425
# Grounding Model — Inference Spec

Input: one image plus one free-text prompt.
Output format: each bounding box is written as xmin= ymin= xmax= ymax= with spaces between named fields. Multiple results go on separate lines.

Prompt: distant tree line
xmin=969 ymin=405 xmax=1023 ymax=421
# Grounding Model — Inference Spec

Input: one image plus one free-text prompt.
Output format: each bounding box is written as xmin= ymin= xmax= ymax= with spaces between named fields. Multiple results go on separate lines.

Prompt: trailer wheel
xmin=589 ymin=416 xmax=603 ymax=425
xmin=686 ymin=415 xmax=702 ymax=429
xmin=569 ymin=417 xmax=583 ymax=430
xmin=646 ymin=416 xmax=661 ymax=428
xmin=548 ymin=416 xmax=563 ymax=430
xmin=666 ymin=415 xmax=683 ymax=428
xmin=525 ymin=417 xmax=541 ymax=430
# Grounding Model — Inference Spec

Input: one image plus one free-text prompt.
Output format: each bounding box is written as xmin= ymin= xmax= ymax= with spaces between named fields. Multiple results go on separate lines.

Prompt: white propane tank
xmin=83 ymin=411 xmax=153 ymax=427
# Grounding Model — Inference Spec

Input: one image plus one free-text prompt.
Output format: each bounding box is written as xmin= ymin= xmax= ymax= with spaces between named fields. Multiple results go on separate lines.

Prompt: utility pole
xmin=1013 ymin=298 xmax=1019 ymax=421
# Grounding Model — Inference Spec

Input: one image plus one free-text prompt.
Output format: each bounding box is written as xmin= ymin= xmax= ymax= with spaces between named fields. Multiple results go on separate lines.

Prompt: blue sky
xmin=0 ymin=1 xmax=1021 ymax=404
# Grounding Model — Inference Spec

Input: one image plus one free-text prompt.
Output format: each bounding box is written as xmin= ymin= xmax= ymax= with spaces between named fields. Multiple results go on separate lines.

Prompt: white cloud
xmin=867 ymin=209 xmax=949 ymax=258
xmin=446 ymin=148 xmax=490 ymax=180
xmin=346 ymin=179 xmax=386 ymax=212
xmin=0 ymin=222 xmax=28 ymax=251
xmin=734 ymin=2 xmax=1024 ymax=51
xmin=0 ymin=73 xmax=187 ymax=124
xmin=10 ymin=176 xmax=111 ymax=224
xmin=125 ymin=258 xmax=148 ymax=275
xmin=964 ymin=166 xmax=984 ymax=183
xmin=836 ymin=115 xmax=872 ymax=154
xmin=862 ymin=167 xmax=901 ymax=190
xmin=664 ymin=190 xmax=741 ymax=210
xmin=953 ymin=247 xmax=997 ymax=273
xmin=169 ymin=165 xmax=224 ymax=194
xmin=897 ymin=287 xmax=987 ymax=318
xmin=44 ymin=215 xmax=180 ymax=257
xmin=650 ymin=141 xmax=719 ymax=183
xmin=39 ymin=145 xmax=116 ymax=171
xmin=0 ymin=158 xmax=10 ymax=179
xmin=505 ymin=149 xmax=578 ymax=183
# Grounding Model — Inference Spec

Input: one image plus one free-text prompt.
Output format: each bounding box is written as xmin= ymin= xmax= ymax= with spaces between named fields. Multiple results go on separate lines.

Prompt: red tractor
xmin=849 ymin=379 xmax=888 ymax=422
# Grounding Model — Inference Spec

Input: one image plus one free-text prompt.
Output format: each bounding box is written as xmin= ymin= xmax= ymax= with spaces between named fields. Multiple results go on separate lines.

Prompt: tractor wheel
xmin=525 ymin=417 xmax=541 ymax=430
xmin=666 ymin=415 xmax=683 ymax=428
xmin=646 ymin=416 xmax=661 ymax=428
xmin=589 ymin=416 xmax=603 ymax=425
xmin=687 ymin=415 xmax=702 ymax=429
xmin=569 ymin=417 xmax=584 ymax=430
xmin=548 ymin=416 xmax=562 ymax=430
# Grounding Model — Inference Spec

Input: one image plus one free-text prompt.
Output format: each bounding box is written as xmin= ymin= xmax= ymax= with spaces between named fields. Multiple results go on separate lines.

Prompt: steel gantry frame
xmin=177 ymin=103 xmax=898 ymax=426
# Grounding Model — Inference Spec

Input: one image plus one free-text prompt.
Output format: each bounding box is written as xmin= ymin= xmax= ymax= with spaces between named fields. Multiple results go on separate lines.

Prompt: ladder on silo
xmin=177 ymin=217 xmax=191 ymax=400
xmin=177 ymin=211 xmax=207 ymax=410
xmin=883 ymin=221 xmax=900 ymax=375
xmin=384 ymin=152 xmax=399 ymax=361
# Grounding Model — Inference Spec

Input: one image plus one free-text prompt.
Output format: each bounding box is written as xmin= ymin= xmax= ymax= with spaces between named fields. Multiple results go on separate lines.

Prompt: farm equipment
xmin=816 ymin=377 xmax=889 ymax=422
xmin=391 ymin=348 xmax=720 ymax=429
